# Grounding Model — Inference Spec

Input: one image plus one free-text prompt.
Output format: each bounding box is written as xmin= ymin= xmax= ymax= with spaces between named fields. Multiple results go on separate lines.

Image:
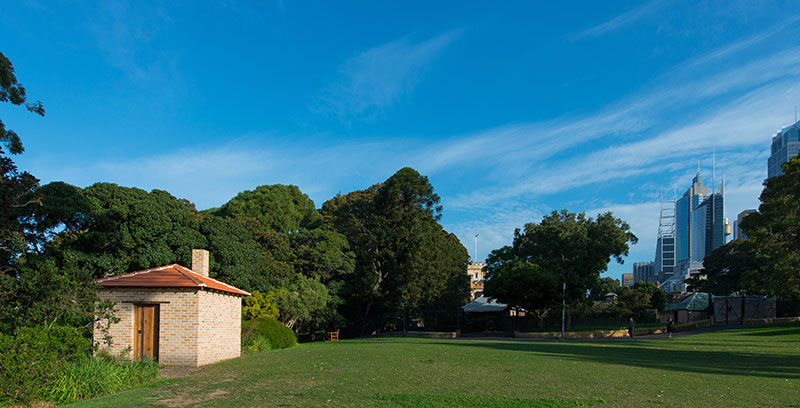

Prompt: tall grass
xmin=48 ymin=357 xmax=160 ymax=404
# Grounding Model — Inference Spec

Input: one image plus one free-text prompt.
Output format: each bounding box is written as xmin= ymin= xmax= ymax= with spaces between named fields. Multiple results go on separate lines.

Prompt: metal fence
xmin=712 ymin=296 xmax=776 ymax=325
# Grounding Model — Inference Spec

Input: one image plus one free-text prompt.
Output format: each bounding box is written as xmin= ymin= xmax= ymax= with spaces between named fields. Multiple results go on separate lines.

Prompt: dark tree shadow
xmin=426 ymin=339 xmax=800 ymax=379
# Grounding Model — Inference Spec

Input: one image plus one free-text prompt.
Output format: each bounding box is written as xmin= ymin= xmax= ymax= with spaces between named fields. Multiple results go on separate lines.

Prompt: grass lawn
xmin=68 ymin=323 xmax=800 ymax=407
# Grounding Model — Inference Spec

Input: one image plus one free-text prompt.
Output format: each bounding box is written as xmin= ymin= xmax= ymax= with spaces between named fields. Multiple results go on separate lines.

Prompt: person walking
xmin=666 ymin=317 xmax=674 ymax=339
xmin=628 ymin=317 xmax=635 ymax=338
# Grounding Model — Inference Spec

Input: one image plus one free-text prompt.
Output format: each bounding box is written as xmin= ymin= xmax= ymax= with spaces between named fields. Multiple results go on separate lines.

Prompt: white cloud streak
xmin=314 ymin=30 xmax=461 ymax=120
xmin=573 ymin=0 xmax=666 ymax=40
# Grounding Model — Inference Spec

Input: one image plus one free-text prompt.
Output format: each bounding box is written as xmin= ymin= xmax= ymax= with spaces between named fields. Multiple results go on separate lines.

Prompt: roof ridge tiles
xmin=96 ymin=263 xmax=250 ymax=297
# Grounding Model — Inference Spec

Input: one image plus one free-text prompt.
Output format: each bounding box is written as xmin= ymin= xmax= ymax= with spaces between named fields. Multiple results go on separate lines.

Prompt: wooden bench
xmin=328 ymin=329 xmax=339 ymax=341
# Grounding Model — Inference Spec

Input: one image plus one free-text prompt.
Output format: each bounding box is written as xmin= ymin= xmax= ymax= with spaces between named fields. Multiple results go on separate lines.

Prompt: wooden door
xmin=133 ymin=304 xmax=159 ymax=361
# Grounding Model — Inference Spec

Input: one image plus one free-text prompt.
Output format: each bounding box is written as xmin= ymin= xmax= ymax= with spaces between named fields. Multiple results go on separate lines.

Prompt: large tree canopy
xmin=1 ymin=52 xmax=45 ymax=273
xmin=689 ymin=156 xmax=800 ymax=299
xmin=322 ymin=168 xmax=469 ymax=334
xmin=215 ymin=184 xmax=354 ymax=332
xmin=485 ymin=210 xmax=637 ymax=315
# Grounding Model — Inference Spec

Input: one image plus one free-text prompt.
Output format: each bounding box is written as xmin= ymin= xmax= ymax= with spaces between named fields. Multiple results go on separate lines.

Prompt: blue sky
xmin=3 ymin=1 xmax=800 ymax=280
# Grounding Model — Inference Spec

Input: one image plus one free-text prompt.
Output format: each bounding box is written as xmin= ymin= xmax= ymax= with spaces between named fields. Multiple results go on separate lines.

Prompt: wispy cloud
xmin=313 ymin=30 xmax=461 ymax=120
xmin=86 ymin=0 xmax=179 ymax=90
xmin=573 ymin=0 xmax=666 ymax=40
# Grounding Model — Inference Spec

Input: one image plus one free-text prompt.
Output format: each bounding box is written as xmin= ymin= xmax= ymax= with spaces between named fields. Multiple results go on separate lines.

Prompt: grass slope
xmin=69 ymin=323 xmax=800 ymax=407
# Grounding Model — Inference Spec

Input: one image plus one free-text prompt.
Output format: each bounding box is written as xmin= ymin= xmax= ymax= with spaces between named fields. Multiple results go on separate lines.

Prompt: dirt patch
xmin=160 ymin=366 xmax=203 ymax=379
xmin=157 ymin=388 xmax=229 ymax=407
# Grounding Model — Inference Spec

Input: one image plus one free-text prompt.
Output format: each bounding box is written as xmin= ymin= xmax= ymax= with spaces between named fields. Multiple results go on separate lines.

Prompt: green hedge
xmin=0 ymin=325 xmax=90 ymax=405
xmin=242 ymin=317 xmax=297 ymax=352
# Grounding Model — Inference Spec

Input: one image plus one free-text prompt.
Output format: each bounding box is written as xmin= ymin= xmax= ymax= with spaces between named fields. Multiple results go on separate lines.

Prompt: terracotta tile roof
xmin=97 ymin=264 xmax=251 ymax=297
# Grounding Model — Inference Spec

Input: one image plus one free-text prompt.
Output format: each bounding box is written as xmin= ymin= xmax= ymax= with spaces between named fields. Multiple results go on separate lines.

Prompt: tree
xmin=199 ymin=214 xmax=270 ymax=293
xmin=735 ymin=156 xmax=800 ymax=300
xmin=634 ymin=281 xmax=667 ymax=312
xmin=322 ymin=168 xmax=469 ymax=334
xmin=216 ymin=184 xmax=355 ymax=333
xmin=484 ymin=210 xmax=637 ymax=327
xmin=685 ymin=239 xmax=762 ymax=296
xmin=1 ymin=51 xmax=44 ymax=155
xmin=58 ymin=183 xmax=207 ymax=276
xmin=589 ymin=277 xmax=623 ymax=301
xmin=1 ymin=51 xmax=45 ymax=274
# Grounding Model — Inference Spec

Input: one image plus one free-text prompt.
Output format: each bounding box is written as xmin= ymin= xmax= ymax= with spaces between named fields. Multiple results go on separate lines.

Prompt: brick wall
xmin=94 ymin=287 xmax=241 ymax=367
xmin=196 ymin=290 xmax=241 ymax=366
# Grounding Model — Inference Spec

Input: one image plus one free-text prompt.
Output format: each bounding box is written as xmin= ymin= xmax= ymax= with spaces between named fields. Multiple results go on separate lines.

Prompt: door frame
xmin=133 ymin=303 xmax=160 ymax=361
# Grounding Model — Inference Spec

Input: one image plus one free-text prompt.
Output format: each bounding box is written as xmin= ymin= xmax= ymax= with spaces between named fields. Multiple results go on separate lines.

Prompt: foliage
xmin=66 ymin=183 xmax=207 ymax=276
xmin=0 ymin=155 xmax=39 ymax=269
xmin=614 ymin=286 xmax=652 ymax=320
xmin=217 ymin=184 xmax=354 ymax=332
xmin=0 ymin=51 xmax=45 ymax=155
xmin=215 ymin=184 xmax=322 ymax=234
xmin=242 ymin=290 xmax=280 ymax=320
xmin=242 ymin=317 xmax=297 ymax=350
xmin=200 ymin=214 xmax=270 ymax=293
xmin=48 ymin=357 xmax=160 ymax=405
xmin=322 ymin=168 xmax=469 ymax=334
xmin=686 ymin=239 xmax=761 ymax=296
xmin=1 ymin=51 xmax=44 ymax=283
xmin=689 ymin=156 xmax=800 ymax=300
xmin=0 ymin=253 xmax=104 ymax=332
xmin=485 ymin=210 xmax=637 ymax=314
xmin=0 ymin=325 xmax=90 ymax=405
xmin=633 ymin=281 xmax=667 ymax=311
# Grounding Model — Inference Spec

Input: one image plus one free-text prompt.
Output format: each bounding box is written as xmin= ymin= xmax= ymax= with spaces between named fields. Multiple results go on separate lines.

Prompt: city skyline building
xmin=654 ymin=192 xmax=676 ymax=282
xmin=734 ymin=209 xmax=757 ymax=241
xmin=675 ymin=165 xmax=708 ymax=264
xmin=621 ymin=273 xmax=634 ymax=288
xmin=653 ymin=163 xmax=732 ymax=290
xmin=768 ymin=119 xmax=800 ymax=179
xmin=633 ymin=261 xmax=656 ymax=284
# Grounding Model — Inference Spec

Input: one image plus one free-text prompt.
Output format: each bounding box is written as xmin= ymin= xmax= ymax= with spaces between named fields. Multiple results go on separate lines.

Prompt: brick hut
xmin=94 ymin=249 xmax=250 ymax=367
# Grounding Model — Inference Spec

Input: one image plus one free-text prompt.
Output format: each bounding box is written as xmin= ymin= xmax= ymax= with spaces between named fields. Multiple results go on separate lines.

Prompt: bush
xmin=48 ymin=357 xmax=160 ymax=404
xmin=242 ymin=334 xmax=272 ymax=354
xmin=242 ymin=317 xmax=297 ymax=351
xmin=0 ymin=325 xmax=91 ymax=405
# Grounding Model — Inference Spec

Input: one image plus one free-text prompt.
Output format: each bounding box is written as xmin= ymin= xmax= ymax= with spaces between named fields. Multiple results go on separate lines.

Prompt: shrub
xmin=0 ymin=325 xmax=91 ymax=405
xmin=242 ymin=317 xmax=297 ymax=351
xmin=48 ymin=357 xmax=160 ymax=404
xmin=242 ymin=334 xmax=272 ymax=354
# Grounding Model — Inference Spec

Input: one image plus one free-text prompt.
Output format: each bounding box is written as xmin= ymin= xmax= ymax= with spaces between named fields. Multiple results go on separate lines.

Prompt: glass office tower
xmin=768 ymin=120 xmax=800 ymax=179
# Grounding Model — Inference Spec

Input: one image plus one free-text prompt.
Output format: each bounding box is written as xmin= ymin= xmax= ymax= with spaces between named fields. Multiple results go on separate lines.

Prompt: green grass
xmin=67 ymin=323 xmax=800 ymax=407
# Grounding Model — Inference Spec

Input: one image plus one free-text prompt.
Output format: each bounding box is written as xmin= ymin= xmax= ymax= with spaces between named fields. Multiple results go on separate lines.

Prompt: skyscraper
xmin=768 ymin=119 xmax=800 ymax=179
xmin=654 ymin=193 xmax=676 ymax=281
xmin=633 ymin=261 xmax=655 ymax=284
xmin=675 ymin=165 xmax=707 ymax=264
xmin=734 ymin=209 xmax=756 ymax=241
xmin=659 ymin=164 xmax=731 ymax=291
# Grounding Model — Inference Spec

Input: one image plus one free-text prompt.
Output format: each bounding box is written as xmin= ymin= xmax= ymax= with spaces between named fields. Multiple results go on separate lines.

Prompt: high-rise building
xmin=654 ymin=194 xmax=676 ymax=281
xmin=675 ymin=166 xmax=707 ymax=263
xmin=768 ymin=119 xmax=800 ymax=179
xmin=658 ymin=164 xmax=731 ymax=290
xmin=633 ymin=261 xmax=655 ymax=284
xmin=690 ymin=184 xmax=726 ymax=261
xmin=734 ymin=209 xmax=757 ymax=241
xmin=621 ymin=273 xmax=634 ymax=288
xmin=673 ymin=169 xmax=730 ymax=266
